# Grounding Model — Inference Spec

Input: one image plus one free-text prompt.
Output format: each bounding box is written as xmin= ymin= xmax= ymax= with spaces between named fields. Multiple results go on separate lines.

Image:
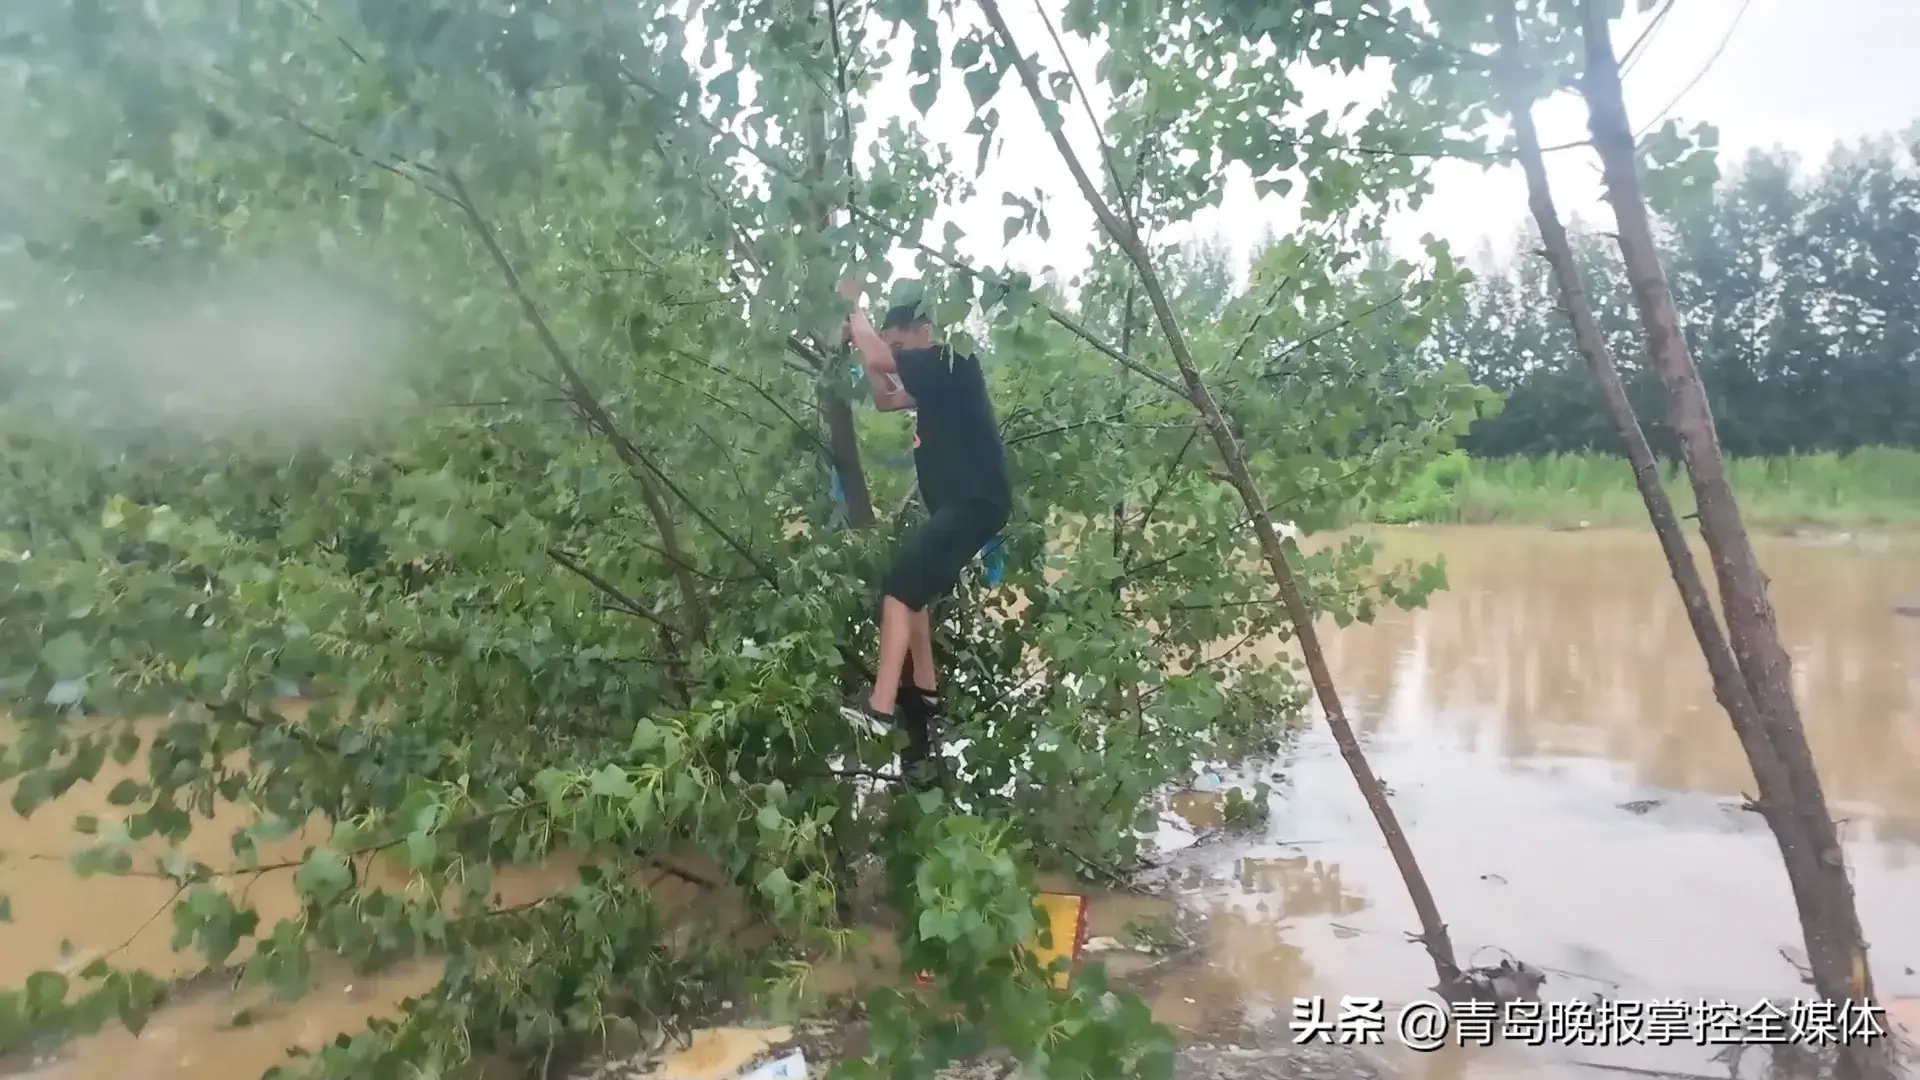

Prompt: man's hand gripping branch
xmin=840 ymin=277 xmax=915 ymax=413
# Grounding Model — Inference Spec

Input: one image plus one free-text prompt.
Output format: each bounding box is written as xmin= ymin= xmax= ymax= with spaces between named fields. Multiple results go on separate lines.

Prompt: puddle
xmin=5 ymin=525 xmax=1919 ymax=1078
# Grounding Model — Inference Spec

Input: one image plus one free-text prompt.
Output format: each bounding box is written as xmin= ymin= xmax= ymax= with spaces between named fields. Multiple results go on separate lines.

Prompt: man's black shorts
xmin=882 ymin=497 xmax=1009 ymax=611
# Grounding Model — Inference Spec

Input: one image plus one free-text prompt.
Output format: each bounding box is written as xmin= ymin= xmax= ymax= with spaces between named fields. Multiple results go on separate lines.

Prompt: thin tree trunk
xmin=1573 ymin=7 xmax=1888 ymax=1077
xmin=804 ymin=99 xmax=877 ymax=529
xmin=1110 ymin=282 xmax=1138 ymax=597
xmin=1492 ymin=0 xmax=1845 ymax=1033
xmin=975 ymin=0 xmax=1461 ymax=987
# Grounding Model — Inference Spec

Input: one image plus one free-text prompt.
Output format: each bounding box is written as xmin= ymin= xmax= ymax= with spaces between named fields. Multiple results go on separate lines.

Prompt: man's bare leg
xmin=869 ymin=595 xmax=914 ymax=715
xmin=907 ymin=608 xmax=937 ymax=695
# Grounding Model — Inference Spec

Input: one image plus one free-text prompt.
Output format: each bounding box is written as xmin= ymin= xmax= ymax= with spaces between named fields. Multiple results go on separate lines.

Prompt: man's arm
xmin=864 ymin=366 xmax=914 ymax=413
xmin=845 ymin=305 xmax=916 ymax=412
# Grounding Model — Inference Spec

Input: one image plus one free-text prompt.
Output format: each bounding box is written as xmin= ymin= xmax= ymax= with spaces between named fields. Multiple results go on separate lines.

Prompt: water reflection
xmin=1319 ymin=526 xmax=1920 ymax=821
xmin=1232 ymin=856 xmax=1369 ymax=921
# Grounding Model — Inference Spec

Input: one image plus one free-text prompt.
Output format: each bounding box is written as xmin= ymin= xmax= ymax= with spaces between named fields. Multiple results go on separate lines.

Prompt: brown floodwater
xmin=4 ymin=525 xmax=1919 ymax=1078
xmin=1144 ymin=525 xmax=1920 ymax=1077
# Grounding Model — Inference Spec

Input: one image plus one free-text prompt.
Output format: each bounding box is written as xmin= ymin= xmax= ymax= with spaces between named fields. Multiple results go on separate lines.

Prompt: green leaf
xmin=756 ymin=803 xmax=782 ymax=833
xmin=294 ymin=849 xmax=352 ymax=903
xmin=405 ymin=829 xmax=437 ymax=869
xmin=964 ymin=64 xmax=1003 ymax=109
xmin=758 ymin=866 xmax=792 ymax=904
xmin=630 ymin=720 xmax=664 ymax=754
xmin=249 ymin=816 xmax=299 ymax=844
xmin=589 ymin=763 xmax=634 ymax=798
xmin=40 ymin=632 xmax=91 ymax=679
xmin=909 ymin=78 xmax=938 ymax=116
xmin=25 ymin=970 xmax=68 ymax=1013
xmin=111 ymin=729 xmax=141 ymax=766
xmin=709 ymin=70 xmax=740 ymax=111
xmin=117 ymin=975 xmax=157 ymax=1036
xmin=10 ymin=771 xmax=52 ymax=818
xmin=917 ymin=908 xmax=950 ymax=942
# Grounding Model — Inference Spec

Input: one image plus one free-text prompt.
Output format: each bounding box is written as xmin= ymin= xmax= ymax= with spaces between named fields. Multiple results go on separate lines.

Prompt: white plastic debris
xmin=742 ymin=1051 xmax=808 ymax=1080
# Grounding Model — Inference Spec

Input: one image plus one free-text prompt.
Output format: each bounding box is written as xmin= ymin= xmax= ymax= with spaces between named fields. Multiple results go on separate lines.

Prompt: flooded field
xmin=1141 ymin=525 xmax=1920 ymax=1078
xmin=3 ymin=525 xmax=1917 ymax=1079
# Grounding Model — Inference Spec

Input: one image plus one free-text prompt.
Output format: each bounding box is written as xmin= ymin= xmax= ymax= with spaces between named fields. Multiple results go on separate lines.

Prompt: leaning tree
xmin=0 ymin=0 xmax=1481 ymax=1075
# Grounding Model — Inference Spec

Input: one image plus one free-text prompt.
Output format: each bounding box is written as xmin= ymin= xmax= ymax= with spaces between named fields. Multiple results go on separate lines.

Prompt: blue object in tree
xmin=980 ymin=536 xmax=1007 ymax=587
xmin=826 ymin=467 xmax=850 ymax=532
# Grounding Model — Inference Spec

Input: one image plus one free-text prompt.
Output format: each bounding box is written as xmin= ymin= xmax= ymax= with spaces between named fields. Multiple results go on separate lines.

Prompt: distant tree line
xmin=1430 ymin=127 xmax=1920 ymax=458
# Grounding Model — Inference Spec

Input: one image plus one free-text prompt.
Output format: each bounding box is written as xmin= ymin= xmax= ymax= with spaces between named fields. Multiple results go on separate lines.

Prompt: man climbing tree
xmin=837 ymin=277 xmax=1012 ymax=789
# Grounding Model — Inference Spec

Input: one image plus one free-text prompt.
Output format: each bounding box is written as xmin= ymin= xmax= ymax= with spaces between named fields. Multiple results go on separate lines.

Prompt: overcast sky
xmin=851 ymin=0 xmax=1920 ymax=288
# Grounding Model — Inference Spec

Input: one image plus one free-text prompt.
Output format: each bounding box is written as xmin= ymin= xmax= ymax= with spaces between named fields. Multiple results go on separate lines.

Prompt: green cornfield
xmin=1353 ymin=448 xmax=1920 ymax=529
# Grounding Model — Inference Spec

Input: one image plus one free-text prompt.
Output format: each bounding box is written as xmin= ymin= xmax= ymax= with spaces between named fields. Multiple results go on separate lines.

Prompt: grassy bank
xmin=1352 ymin=449 xmax=1920 ymax=530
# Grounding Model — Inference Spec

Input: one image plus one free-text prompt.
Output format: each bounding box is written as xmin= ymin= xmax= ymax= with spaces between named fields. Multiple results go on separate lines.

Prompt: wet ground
xmin=4 ymin=525 xmax=1919 ymax=1079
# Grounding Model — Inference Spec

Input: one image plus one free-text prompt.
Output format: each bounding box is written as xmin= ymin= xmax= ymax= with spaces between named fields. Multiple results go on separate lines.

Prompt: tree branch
xmin=1227 ymin=273 xmax=1295 ymax=370
xmin=1030 ymin=0 xmax=1126 ymax=199
xmin=542 ymin=543 xmax=680 ymax=636
xmin=441 ymin=168 xmax=775 ymax=597
xmin=837 ymin=204 xmax=1189 ymax=395
xmin=1130 ymin=426 xmax=1202 ymax=541
xmin=671 ymin=346 xmax=835 ymax=459
xmin=1257 ymin=287 xmax=1412 ymax=380
xmin=953 ymin=16 xmax=1461 ymax=962
xmin=610 ymin=60 xmax=1184 ymax=398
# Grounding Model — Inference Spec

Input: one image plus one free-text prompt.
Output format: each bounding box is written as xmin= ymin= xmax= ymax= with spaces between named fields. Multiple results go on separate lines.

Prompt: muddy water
xmin=0 ymin=708 xmax=619 ymax=1080
xmin=5 ymin=525 xmax=1919 ymax=1078
xmin=1149 ymin=525 xmax=1920 ymax=1077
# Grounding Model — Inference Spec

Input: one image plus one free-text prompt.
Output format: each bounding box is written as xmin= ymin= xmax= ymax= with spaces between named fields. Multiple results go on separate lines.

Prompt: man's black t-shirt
xmin=893 ymin=345 xmax=1011 ymax=513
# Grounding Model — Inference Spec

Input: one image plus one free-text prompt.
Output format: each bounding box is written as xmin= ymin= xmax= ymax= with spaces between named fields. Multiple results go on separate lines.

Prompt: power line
xmin=1635 ymin=0 xmax=1755 ymax=137
xmin=1619 ymin=0 xmax=1676 ymax=80
xmin=1527 ymin=0 xmax=1711 ymax=156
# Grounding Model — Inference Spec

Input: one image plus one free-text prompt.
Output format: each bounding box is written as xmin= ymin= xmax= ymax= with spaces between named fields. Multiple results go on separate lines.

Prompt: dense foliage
xmin=1436 ymin=129 xmax=1920 ymax=458
xmin=0 ymin=0 xmax=1487 ymax=1076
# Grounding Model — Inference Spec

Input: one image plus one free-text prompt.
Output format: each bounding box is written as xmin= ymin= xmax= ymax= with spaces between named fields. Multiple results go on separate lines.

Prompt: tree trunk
xmin=1110 ymin=282 xmax=1139 ymax=597
xmin=804 ymin=98 xmax=876 ymax=528
xmin=822 ymin=393 xmax=875 ymax=528
xmin=1492 ymin=2 xmax=1858 ymax=1048
xmin=975 ymin=0 xmax=1461 ymax=988
xmin=1571 ymin=6 xmax=1889 ymax=1077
